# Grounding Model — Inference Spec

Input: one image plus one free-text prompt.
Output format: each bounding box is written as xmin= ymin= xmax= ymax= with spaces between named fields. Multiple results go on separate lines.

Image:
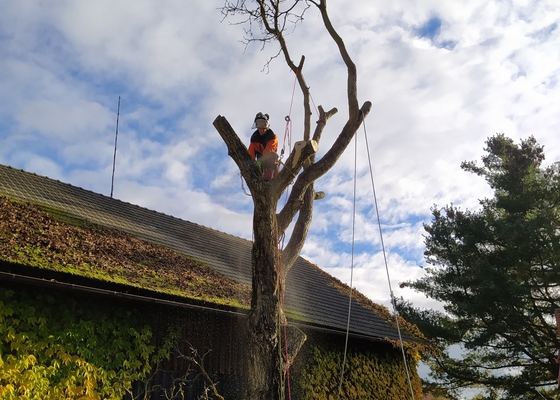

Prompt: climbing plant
xmin=0 ymin=287 xmax=165 ymax=400
xmin=299 ymin=345 xmax=422 ymax=400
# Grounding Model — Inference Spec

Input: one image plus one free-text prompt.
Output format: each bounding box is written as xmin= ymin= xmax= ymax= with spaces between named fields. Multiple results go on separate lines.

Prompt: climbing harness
xmin=337 ymin=120 xmax=416 ymax=400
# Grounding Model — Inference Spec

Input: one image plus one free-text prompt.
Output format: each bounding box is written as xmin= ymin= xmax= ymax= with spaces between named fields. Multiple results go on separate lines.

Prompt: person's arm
xmin=264 ymin=133 xmax=278 ymax=154
xmin=248 ymin=142 xmax=257 ymax=159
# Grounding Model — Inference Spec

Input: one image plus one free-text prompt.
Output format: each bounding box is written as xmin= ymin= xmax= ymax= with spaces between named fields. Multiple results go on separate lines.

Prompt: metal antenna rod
xmin=110 ymin=96 xmax=120 ymax=198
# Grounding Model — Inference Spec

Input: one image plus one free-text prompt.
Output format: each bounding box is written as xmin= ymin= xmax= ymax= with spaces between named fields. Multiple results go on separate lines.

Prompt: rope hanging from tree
xmin=276 ymin=75 xmax=298 ymax=398
xmin=337 ymin=119 xmax=416 ymax=400
xmin=337 ymin=128 xmax=358 ymax=397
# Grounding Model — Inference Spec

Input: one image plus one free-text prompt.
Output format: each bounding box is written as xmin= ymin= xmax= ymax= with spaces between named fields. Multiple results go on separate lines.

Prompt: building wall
xmin=0 ymin=278 xmax=419 ymax=399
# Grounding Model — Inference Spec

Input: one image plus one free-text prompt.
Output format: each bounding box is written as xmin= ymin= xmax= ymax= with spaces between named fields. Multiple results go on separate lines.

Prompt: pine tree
xmin=400 ymin=134 xmax=560 ymax=399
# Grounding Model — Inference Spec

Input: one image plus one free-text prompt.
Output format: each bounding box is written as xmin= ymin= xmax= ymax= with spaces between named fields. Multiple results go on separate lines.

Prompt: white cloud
xmin=16 ymin=99 xmax=112 ymax=141
xmin=1 ymin=0 xmax=560 ymax=323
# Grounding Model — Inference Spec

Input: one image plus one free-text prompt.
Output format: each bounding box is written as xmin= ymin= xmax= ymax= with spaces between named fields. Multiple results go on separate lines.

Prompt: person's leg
xmin=260 ymin=152 xmax=279 ymax=180
xmin=259 ymin=152 xmax=279 ymax=170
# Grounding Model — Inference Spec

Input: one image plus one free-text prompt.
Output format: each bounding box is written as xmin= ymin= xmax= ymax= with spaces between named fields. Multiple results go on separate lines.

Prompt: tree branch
xmin=276 ymin=105 xmax=337 ymax=233
xmin=318 ymin=0 xmax=359 ymax=118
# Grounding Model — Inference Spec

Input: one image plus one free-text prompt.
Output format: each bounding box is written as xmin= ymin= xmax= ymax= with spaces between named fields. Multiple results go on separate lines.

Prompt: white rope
xmin=362 ymin=120 xmax=416 ymax=399
xmin=337 ymin=131 xmax=358 ymax=397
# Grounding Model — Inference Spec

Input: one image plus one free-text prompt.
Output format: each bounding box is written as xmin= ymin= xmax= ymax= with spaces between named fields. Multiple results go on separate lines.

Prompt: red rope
xmin=279 ymin=75 xmax=296 ymax=396
xmin=277 ymin=232 xmax=292 ymax=400
xmin=281 ymin=75 xmax=297 ymax=159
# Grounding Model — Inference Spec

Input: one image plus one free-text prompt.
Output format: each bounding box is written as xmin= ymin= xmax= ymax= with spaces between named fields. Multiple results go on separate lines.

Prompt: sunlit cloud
xmin=1 ymin=0 xmax=559 ymax=322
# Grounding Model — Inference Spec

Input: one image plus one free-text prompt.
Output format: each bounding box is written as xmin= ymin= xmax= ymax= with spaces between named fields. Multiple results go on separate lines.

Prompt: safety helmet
xmin=252 ymin=112 xmax=270 ymax=129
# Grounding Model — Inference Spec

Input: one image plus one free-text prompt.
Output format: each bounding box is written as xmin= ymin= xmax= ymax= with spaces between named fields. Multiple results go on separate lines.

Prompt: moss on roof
xmin=315 ymin=265 xmax=432 ymax=352
xmin=0 ymin=195 xmax=251 ymax=308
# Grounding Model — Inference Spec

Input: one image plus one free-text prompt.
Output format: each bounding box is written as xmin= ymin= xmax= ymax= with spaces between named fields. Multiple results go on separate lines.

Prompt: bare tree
xmin=214 ymin=1 xmax=371 ymax=398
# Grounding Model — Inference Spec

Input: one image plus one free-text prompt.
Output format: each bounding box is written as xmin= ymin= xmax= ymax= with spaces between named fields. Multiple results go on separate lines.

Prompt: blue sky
xmin=1 ymin=0 xmax=560 ymax=316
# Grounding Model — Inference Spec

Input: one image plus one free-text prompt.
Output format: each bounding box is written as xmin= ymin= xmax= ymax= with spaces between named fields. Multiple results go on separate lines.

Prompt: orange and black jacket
xmin=248 ymin=129 xmax=278 ymax=160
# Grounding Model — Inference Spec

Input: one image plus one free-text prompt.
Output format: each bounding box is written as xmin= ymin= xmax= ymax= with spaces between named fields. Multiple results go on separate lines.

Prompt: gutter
xmin=0 ymin=270 xmax=246 ymax=317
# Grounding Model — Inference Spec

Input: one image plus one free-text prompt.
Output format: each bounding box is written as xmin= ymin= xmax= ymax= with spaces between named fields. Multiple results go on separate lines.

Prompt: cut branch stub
xmin=285 ymin=140 xmax=318 ymax=171
xmin=291 ymin=140 xmax=318 ymax=168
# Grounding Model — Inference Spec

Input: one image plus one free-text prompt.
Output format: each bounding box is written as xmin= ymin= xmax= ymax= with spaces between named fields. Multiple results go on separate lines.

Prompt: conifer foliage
xmin=399 ymin=134 xmax=560 ymax=399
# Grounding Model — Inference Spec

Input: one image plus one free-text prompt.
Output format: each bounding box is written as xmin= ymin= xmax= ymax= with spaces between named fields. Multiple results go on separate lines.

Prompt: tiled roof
xmin=0 ymin=164 xmax=407 ymax=342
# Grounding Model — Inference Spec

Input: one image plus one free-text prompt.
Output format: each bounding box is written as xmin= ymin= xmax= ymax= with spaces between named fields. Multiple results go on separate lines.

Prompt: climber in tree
xmin=248 ymin=112 xmax=279 ymax=180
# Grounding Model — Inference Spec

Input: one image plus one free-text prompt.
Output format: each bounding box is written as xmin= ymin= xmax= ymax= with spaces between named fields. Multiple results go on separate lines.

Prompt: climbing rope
xmin=337 ymin=120 xmax=416 ymax=399
xmin=277 ymin=73 xmax=298 ymax=400
xmin=277 ymin=227 xmax=293 ymax=400
xmin=362 ymin=119 xmax=416 ymax=399
xmin=278 ymin=119 xmax=295 ymax=399
xmin=338 ymin=130 xmax=358 ymax=397
xmin=280 ymin=75 xmax=296 ymax=159
xmin=277 ymin=159 xmax=295 ymax=399
xmin=240 ymin=173 xmax=251 ymax=196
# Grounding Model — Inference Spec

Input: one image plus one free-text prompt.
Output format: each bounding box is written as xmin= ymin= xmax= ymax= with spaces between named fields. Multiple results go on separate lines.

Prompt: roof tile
xmin=0 ymin=164 xmax=405 ymax=342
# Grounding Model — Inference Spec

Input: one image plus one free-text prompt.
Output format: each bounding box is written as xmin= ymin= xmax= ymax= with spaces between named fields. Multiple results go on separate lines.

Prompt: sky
xmin=1 ymin=0 xmax=559 ymax=317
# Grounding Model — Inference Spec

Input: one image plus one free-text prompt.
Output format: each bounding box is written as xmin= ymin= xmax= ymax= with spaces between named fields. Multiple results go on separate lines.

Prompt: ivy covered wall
xmin=0 ymin=280 xmax=423 ymax=400
xmin=293 ymin=335 xmax=423 ymax=400
xmin=0 ymin=284 xmax=164 ymax=400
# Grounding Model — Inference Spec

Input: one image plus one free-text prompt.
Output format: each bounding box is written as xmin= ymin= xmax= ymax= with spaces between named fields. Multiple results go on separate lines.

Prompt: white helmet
xmin=252 ymin=112 xmax=270 ymax=129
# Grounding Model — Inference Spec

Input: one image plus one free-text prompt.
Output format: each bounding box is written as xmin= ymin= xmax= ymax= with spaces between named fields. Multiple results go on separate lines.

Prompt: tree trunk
xmin=246 ymin=187 xmax=282 ymax=399
xmin=217 ymin=3 xmax=373 ymax=395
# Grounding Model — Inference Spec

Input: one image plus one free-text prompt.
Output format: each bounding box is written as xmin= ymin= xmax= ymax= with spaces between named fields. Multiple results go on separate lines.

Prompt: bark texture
xmin=215 ymin=1 xmax=372 ymax=398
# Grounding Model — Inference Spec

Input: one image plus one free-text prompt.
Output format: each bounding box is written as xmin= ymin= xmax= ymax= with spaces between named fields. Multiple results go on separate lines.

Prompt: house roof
xmin=0 ymin=164 xmax=411 ymax=343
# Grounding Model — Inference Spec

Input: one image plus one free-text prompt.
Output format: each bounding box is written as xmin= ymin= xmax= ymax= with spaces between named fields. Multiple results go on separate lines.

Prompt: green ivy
xmin=0 ymin=287 xmax=159 ymax=400
xmin=299 ymin=345 xmax=423 ymax=399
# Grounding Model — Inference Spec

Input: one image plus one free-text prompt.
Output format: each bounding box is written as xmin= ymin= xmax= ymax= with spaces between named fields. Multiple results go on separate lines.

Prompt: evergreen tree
xmin=399 ymin=134 xmax=560 ymax=399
